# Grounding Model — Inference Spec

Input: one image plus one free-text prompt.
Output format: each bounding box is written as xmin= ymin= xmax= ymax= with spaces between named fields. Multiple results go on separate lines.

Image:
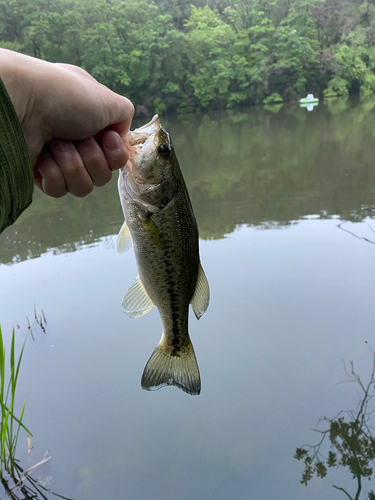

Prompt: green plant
xmin=262 ymin=92 xmax=283 ymax=105
xmin=323 ymin=77 xmax=350 ymax=98
xmin=0 ymin=325 xmax=31 ymax=478
xmin=0 ymin=318 xmax=73 ymax=499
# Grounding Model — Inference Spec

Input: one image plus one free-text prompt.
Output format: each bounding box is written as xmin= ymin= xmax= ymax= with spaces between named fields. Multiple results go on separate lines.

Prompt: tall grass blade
xmin=0 ymin=402 xmax=32 ymax=435
xmin=0 ymin=325 xmax=31 ymax=480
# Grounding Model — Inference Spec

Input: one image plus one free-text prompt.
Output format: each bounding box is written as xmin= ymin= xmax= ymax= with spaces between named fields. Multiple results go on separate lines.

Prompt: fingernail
xmin=104 ymin=133 xmax=123 ymax=152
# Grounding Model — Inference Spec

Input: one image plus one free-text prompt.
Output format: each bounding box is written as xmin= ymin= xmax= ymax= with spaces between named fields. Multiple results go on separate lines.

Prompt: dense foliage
xmin=1 ymin=0 xmax=375 ymax=113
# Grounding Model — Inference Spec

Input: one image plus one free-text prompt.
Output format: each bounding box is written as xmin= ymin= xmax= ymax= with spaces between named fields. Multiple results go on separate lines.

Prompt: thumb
xmin=106 ymin=94 xmax=135 ymax=138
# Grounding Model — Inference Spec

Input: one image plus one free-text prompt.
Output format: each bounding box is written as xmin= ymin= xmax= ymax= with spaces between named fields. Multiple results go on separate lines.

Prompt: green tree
xmin=2 ymin=0 xmax=375 ymax=113
xmin=185 ymin=6 xmax=252 ymax=109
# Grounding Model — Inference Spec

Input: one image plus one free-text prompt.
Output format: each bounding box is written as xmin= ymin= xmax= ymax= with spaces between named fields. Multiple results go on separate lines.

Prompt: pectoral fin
xmin=141 ymin=218 xmax=165 ymax=250
xmin=116 ymin=221 xmax=132 ymax=255
xmin=191 ymin=262 xmax=210 ymax=320
xmin=122 ymin=276 xmax=155 ymax=318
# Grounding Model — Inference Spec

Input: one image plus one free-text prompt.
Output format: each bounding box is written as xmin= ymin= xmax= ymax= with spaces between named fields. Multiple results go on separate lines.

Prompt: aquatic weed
xmin=0 ymin=325 xmax=31 ymax=478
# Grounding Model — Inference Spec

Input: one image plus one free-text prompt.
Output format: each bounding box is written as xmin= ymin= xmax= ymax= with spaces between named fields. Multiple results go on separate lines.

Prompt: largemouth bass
xmin=117 ymin=115 xmax=209 ymax=395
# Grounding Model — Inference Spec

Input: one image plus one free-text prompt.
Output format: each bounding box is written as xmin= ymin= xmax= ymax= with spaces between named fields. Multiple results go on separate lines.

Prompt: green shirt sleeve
xmin=0 ymin=77 xmax=33 ymax=234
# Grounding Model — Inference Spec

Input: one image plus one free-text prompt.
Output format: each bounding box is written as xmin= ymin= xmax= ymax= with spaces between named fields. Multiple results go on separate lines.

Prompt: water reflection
xmin=1 ymin=96 xmax=375 ymax=500
xmin=2 ymin=458 xmax=72 ymax=500
xmin=1 ymin=215 xmax=374 ymax=499
xmin=295 ymin=354 xmax=375 ymax=500
xmin=0 ymin=317 xmax=73 ymax=500
xmin=1 ymin=95 xmax=375 ymax=264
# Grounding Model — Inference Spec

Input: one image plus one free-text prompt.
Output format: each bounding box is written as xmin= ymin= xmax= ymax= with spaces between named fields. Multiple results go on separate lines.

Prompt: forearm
xmin=0 ymin=49 xmax=55 ymax=164
xmin=0 ymin=75 xmax=33 ymax=234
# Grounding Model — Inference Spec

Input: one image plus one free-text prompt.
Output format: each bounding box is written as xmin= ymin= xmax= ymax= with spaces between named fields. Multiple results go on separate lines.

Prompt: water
xmin=1 ymin=97 xmax=375 ymax=499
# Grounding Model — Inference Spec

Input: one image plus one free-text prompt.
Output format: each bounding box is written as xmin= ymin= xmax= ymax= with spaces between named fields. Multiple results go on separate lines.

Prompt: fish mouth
xmin=125 ymin=114 xmax=161 ymax=147
xmin=121 ymin=114 xmax=161 ymax=186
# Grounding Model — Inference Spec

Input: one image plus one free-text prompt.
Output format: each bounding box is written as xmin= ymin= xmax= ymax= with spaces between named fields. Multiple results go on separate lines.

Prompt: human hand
xmin=0 ymin=49 xmax=134 ymax=197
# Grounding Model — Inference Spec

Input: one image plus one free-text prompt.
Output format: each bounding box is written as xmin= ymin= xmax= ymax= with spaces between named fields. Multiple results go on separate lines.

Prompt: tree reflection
xmin=2 ymin=96 xmax=375 ymax=264
xmin=295 ymin=355 xmax=375 ymax=500
xmin=338 ymin=221 xmax=375 ymax=246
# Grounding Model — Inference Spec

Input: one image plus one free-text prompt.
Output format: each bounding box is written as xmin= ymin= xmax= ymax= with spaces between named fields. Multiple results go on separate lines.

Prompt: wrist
xmin=0 ymin=49 xmax=32 ymax=123
xmin=0 ymin=49 xmax=50 ymax=164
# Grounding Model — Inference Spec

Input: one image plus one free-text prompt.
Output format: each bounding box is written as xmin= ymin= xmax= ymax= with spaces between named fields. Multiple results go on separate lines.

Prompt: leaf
xmin=294 ymin=448 xmax=308 ymax=460
xmin=328 ymin=451 xmax=337 ymax=468
xmin=315 ymin=461 xmax=328 ymax=478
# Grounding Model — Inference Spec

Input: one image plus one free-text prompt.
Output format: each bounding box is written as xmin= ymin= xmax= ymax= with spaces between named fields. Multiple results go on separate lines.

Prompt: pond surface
xmin=1 ymin=97 xmax=375 ymax=499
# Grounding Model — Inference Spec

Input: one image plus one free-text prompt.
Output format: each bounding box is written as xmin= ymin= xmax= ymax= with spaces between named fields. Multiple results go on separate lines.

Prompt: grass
xmin=0 ymin=324 xmax=31 ymax=478
xmin=0 ymin=318 xmax=74 ymax=500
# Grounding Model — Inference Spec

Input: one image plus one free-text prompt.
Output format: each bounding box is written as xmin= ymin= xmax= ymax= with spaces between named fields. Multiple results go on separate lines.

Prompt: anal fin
xmin=122 ymin=276 xmax=154 ymax=318
xmin=191 ymin=262 xmax=210 ymax=320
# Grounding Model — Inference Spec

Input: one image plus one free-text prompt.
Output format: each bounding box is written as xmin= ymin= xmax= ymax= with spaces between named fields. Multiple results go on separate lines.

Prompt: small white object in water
xmin=306 ymin=94 xmax=314 ymax=100
xmin=307 ymin=104 xmax=314 ymax=112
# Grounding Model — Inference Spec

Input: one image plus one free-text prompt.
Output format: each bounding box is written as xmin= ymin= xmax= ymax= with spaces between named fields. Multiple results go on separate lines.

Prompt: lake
xmin=1 ymin=96 xmax=375 ymax=500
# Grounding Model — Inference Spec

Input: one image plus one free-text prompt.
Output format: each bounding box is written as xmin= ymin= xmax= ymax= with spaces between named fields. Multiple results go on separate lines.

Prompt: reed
xmin=0 ymin=325 xmax=31 ymax=478
xmin=0 ymin=319 xmax=73 ymax=500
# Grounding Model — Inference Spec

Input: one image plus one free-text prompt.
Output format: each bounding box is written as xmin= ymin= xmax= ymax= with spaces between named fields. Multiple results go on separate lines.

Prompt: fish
xmin=117 ymin=115 xmax=209 ymax=395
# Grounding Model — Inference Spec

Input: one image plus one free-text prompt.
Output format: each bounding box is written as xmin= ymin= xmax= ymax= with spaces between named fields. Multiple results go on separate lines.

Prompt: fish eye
xmin=158 ymin=144 xmax=171 ymax=159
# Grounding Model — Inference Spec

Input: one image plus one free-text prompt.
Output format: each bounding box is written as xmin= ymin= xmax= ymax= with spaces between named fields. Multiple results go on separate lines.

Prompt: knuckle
xmin=62 ymin=161 xmax=82 ymax=176
xmin=76 ymin=138 xmax=101 ymax=159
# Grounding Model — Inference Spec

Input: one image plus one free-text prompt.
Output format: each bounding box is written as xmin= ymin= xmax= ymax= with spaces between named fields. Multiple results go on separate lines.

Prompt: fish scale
xmin=117 ymin=115 xmax=209 ymax=395
xmin=128 ymin=191 xmax=197 ymax=342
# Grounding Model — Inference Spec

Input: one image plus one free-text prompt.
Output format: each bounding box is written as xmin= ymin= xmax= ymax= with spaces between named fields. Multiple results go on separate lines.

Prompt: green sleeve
xmin=0 ymin=77 xmax=33 ymax=234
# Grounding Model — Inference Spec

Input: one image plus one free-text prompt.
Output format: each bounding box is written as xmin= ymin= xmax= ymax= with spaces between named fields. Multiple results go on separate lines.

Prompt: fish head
xmin=120 ymin=115 xmax=179 ymax=211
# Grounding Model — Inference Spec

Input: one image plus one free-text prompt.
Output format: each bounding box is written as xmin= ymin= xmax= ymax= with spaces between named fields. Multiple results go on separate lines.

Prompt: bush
xmin=323 ymin=77 xmax=350 ymax=98
xmin=263 ymin=92 xmax=283 ymax=105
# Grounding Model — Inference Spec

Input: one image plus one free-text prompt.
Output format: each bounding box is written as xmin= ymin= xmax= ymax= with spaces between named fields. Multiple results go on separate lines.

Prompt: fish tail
xmin=141 ymin=335 xmax=201 ymax=395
